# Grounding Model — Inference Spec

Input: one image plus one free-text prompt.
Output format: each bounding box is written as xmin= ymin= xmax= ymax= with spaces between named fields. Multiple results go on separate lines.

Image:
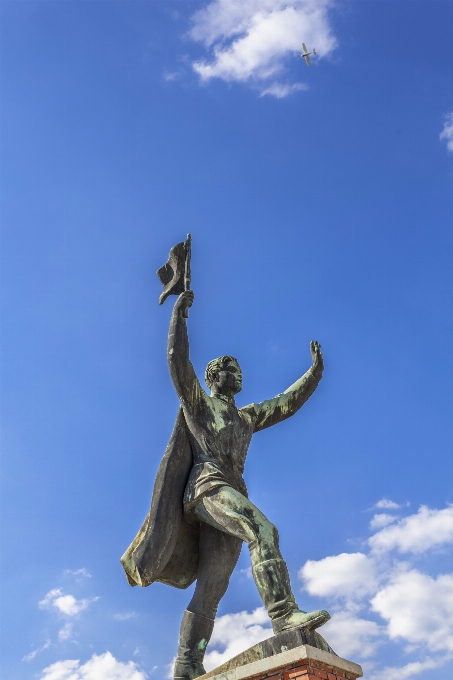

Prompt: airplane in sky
xmin=301 ymin=43 xmax=316 ymax=66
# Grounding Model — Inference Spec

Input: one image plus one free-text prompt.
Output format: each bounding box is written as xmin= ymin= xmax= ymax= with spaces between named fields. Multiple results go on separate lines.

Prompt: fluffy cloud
xmin=368 ymin=655 xmax=452 ymax=680
xmin=189 ymin=0 xmax=336 ymax=96
xmin=370 ymin=514 xmax=398 ymax=530
xmin=298 ymin=504 xmax=453 ymax=679
xmin=204 ymin=607 xmax=272 ymax=671
xmin=39 ymin=588 xmax=99 ymax=616
xmin=40 ymin=652 xmax=147 ymax=680
xmin=369 ymin=505 xmax=453 ymax=554
xmin=320 ymin=611 xmax=382 ymax=659
xmin=440 ymin=111 xmax=453 ymax=153
xmin=375 ymin=498 xmax=404 ymax=510
xmin=300 ymin=552 xmax=378 ymax=599
xmin=58 ymin=623 xmax=73 ymax=641
xmin=371 ymin=570 xmax=453 ymax=652
xmin=64 ymin=568 xmax=91 ymax=579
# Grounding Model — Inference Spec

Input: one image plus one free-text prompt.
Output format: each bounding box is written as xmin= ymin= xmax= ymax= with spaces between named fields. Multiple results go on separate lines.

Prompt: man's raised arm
xmin=243 ymin=341 xmax=324 ymax=432
xmin=167 ymin=290 xmax=205 ymax=408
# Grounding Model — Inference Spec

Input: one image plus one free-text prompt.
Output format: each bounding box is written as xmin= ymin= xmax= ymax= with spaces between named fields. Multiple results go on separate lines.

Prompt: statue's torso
xmin=181 ymin=393 xmax=256 ymax=509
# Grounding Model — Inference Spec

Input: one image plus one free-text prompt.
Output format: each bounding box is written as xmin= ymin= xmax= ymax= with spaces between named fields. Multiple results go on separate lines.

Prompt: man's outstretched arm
xmin=167 ymin=290 xmax=205 ymax=408
xmin=243 ymin=341 xmax=324 ymax=432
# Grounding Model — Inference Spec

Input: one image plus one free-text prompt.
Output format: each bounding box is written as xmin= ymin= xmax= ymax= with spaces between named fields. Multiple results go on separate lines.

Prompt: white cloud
xmin=39 ymin=588 xmax=99 ymax=617
xmin=371 ymin=570 xmax=453 ymax=652
xmin=114 ymin=612 xmax=136 ymax=621
xmin=204 ymin=607 xmax=272 ymax=671
xmin=58 ymin=623 xmax=73 ymax=641
xmin=368 ymin=655 xmax=453 ymax=680
xmin=375 ymin=498 xmax=404 ymax=510
xmin=440 ymin=111 xmax=453 ymax=153
xmin=320 ymin=611 xmax=382 ymax=659
xmin=24 ymin=649 xmax=41 ymax=662
xmin=370 ymin=513 xmax=398 ymax=530
xmin=163 ymin=70 xmax=184 ymax=82
xmin=23 ymin=639 xmax=51 ymax=662
xmin=260 ymin=81 xmax=308 ymax=98
xmin=189 ymin=0 xmax=336 ymax=96
xmin=298 ymin=503 xmax=453 ymax=678
xmin=238 ymin=566 xmax=253 ymax=578
xmin=40 ymin=652 xmax=147 ymax=680
xmin=64 ymin=568 xmax=91 ymax=579
xmin=300 ymin=552 xmax=378 ymax=599
xmin=165 ymin=657 xmax=176 ymax=679
xmin=369 ymin=505 xmax=453 ymax=554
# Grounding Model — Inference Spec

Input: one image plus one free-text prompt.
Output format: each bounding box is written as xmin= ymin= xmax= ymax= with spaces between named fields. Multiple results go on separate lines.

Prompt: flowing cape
xmin=120 ymin=408 xmax=200 ymax=589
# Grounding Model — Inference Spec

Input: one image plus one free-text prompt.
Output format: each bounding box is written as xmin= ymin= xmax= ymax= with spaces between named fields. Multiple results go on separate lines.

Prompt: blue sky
xmin=1 ymin=1 xmax=452 ymax=679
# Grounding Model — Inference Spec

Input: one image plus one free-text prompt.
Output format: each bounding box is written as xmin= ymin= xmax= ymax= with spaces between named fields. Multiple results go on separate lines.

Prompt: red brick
xmin=283 ymin=672 xmax=310 ymax=680
xmin=313 ymin=670 xmax=328 ymax=679
xmin=266 ymin=675 xmax=282 ymax=680
xmin=327 ymin=673 xmax=337 ymax=680
xmin=284 ymin=668 xmax=313 ymax=680
xmin=283 ymin=669 xmax=302 ymax=678
xmin=285 ymin=663 xmax=309 ymax=675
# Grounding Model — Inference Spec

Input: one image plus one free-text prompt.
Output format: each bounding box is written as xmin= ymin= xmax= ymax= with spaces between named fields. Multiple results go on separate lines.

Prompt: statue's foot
xmin=174 ymin=660 xmax=206 ymax=680
xmin=272 ymin=608 xmax=331 ymax=634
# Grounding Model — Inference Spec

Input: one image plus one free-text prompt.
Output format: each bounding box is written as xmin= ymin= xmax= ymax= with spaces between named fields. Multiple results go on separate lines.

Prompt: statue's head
xmin=205 ymin=356 xmax=242 ymax=396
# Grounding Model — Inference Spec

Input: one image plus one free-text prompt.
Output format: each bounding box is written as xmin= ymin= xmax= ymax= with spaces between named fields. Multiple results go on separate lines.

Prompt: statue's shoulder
xmin=239 ymin=403 xmax=258 ymax=421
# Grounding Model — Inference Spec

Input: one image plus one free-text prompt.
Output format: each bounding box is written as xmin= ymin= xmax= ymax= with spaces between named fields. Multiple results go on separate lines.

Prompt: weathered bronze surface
xmin=121 ymin=239 xmax=332 ymax=680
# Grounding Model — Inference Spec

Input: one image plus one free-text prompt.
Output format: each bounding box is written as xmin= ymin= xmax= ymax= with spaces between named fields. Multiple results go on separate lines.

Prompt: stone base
xmin=199 ymin=626 xmax=337 ymax=679
xmin=199 ymin=643 xmax=362 ymax=680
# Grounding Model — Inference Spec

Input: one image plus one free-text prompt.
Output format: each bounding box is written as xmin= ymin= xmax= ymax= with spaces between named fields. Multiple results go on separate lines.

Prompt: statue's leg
xmin=174 ymin=522 xmax=242 ymax=680
xmin=188 ymin=521 xmax=242 ymax=619
xmin=193 ymin=486 xmax=330 ymax=635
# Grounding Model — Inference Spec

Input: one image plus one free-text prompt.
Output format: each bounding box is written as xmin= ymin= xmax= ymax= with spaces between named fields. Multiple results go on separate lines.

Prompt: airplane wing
xmin=305 ymin=54 xmax=311 ymax=66
xmin=302 ymin=43 xmax=307 ymax=53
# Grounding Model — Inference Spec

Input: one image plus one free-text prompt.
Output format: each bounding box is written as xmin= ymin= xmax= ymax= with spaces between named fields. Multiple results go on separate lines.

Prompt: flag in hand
xmin=157 ymin=234 xmax=192 ymax=306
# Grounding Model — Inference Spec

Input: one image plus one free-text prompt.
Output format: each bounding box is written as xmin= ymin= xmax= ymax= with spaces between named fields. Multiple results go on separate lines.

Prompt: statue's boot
xmin=252 ymin=558 xmax=330 ymax=635
xmin=174 ymin=610 xmax=215 ymax=680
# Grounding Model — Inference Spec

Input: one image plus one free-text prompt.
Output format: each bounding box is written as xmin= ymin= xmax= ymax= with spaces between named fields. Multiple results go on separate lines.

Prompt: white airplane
xmin=301 ymin=43 xmax=316 ymax=66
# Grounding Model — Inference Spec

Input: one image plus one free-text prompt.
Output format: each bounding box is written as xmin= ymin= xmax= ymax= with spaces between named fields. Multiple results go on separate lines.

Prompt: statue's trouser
xmin=174 ymin=485 xmax=329 ymax=679
xmin=174 ymin=520 xmax=242 ymax=679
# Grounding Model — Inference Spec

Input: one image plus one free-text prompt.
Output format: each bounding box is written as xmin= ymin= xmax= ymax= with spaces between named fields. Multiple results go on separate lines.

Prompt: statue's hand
xmin=175 ymin=290 xmax=194 ymax=316
xmin=310 ymin=340 xmax=323 ymax=370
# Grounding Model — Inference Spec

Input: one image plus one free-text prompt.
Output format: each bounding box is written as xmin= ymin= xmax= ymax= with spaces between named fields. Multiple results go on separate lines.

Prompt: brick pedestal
xmin=200 ymin=644 xmax=362 ymax=680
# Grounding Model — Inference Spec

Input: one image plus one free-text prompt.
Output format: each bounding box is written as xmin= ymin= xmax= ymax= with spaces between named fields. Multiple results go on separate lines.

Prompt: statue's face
xmin=214 ymin=360 xmax=242 ymax=395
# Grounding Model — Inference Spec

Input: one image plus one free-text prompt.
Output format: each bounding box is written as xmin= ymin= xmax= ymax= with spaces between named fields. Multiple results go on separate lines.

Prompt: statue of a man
xmin=167 ymin=290 xmax=330 ymax=679
xmin=121 ymin=284 xmax=330 ymax=680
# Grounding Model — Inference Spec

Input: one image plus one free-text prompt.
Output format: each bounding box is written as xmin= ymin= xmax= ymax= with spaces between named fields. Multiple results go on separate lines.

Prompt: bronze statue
xmin=121 ymin=237 xmax=330 ymax=680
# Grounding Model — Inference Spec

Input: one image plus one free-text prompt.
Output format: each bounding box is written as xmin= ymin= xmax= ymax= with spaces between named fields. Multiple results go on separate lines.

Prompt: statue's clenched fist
xmin=175 ymin=290 xmax=194 ymax=316
xmin=310 ymin=340 xmax=323 ymax=371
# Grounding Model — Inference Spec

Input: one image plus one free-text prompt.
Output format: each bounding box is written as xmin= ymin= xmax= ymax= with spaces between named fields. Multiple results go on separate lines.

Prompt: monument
xmin=121 ymin=236 xmax=362 ymax=680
